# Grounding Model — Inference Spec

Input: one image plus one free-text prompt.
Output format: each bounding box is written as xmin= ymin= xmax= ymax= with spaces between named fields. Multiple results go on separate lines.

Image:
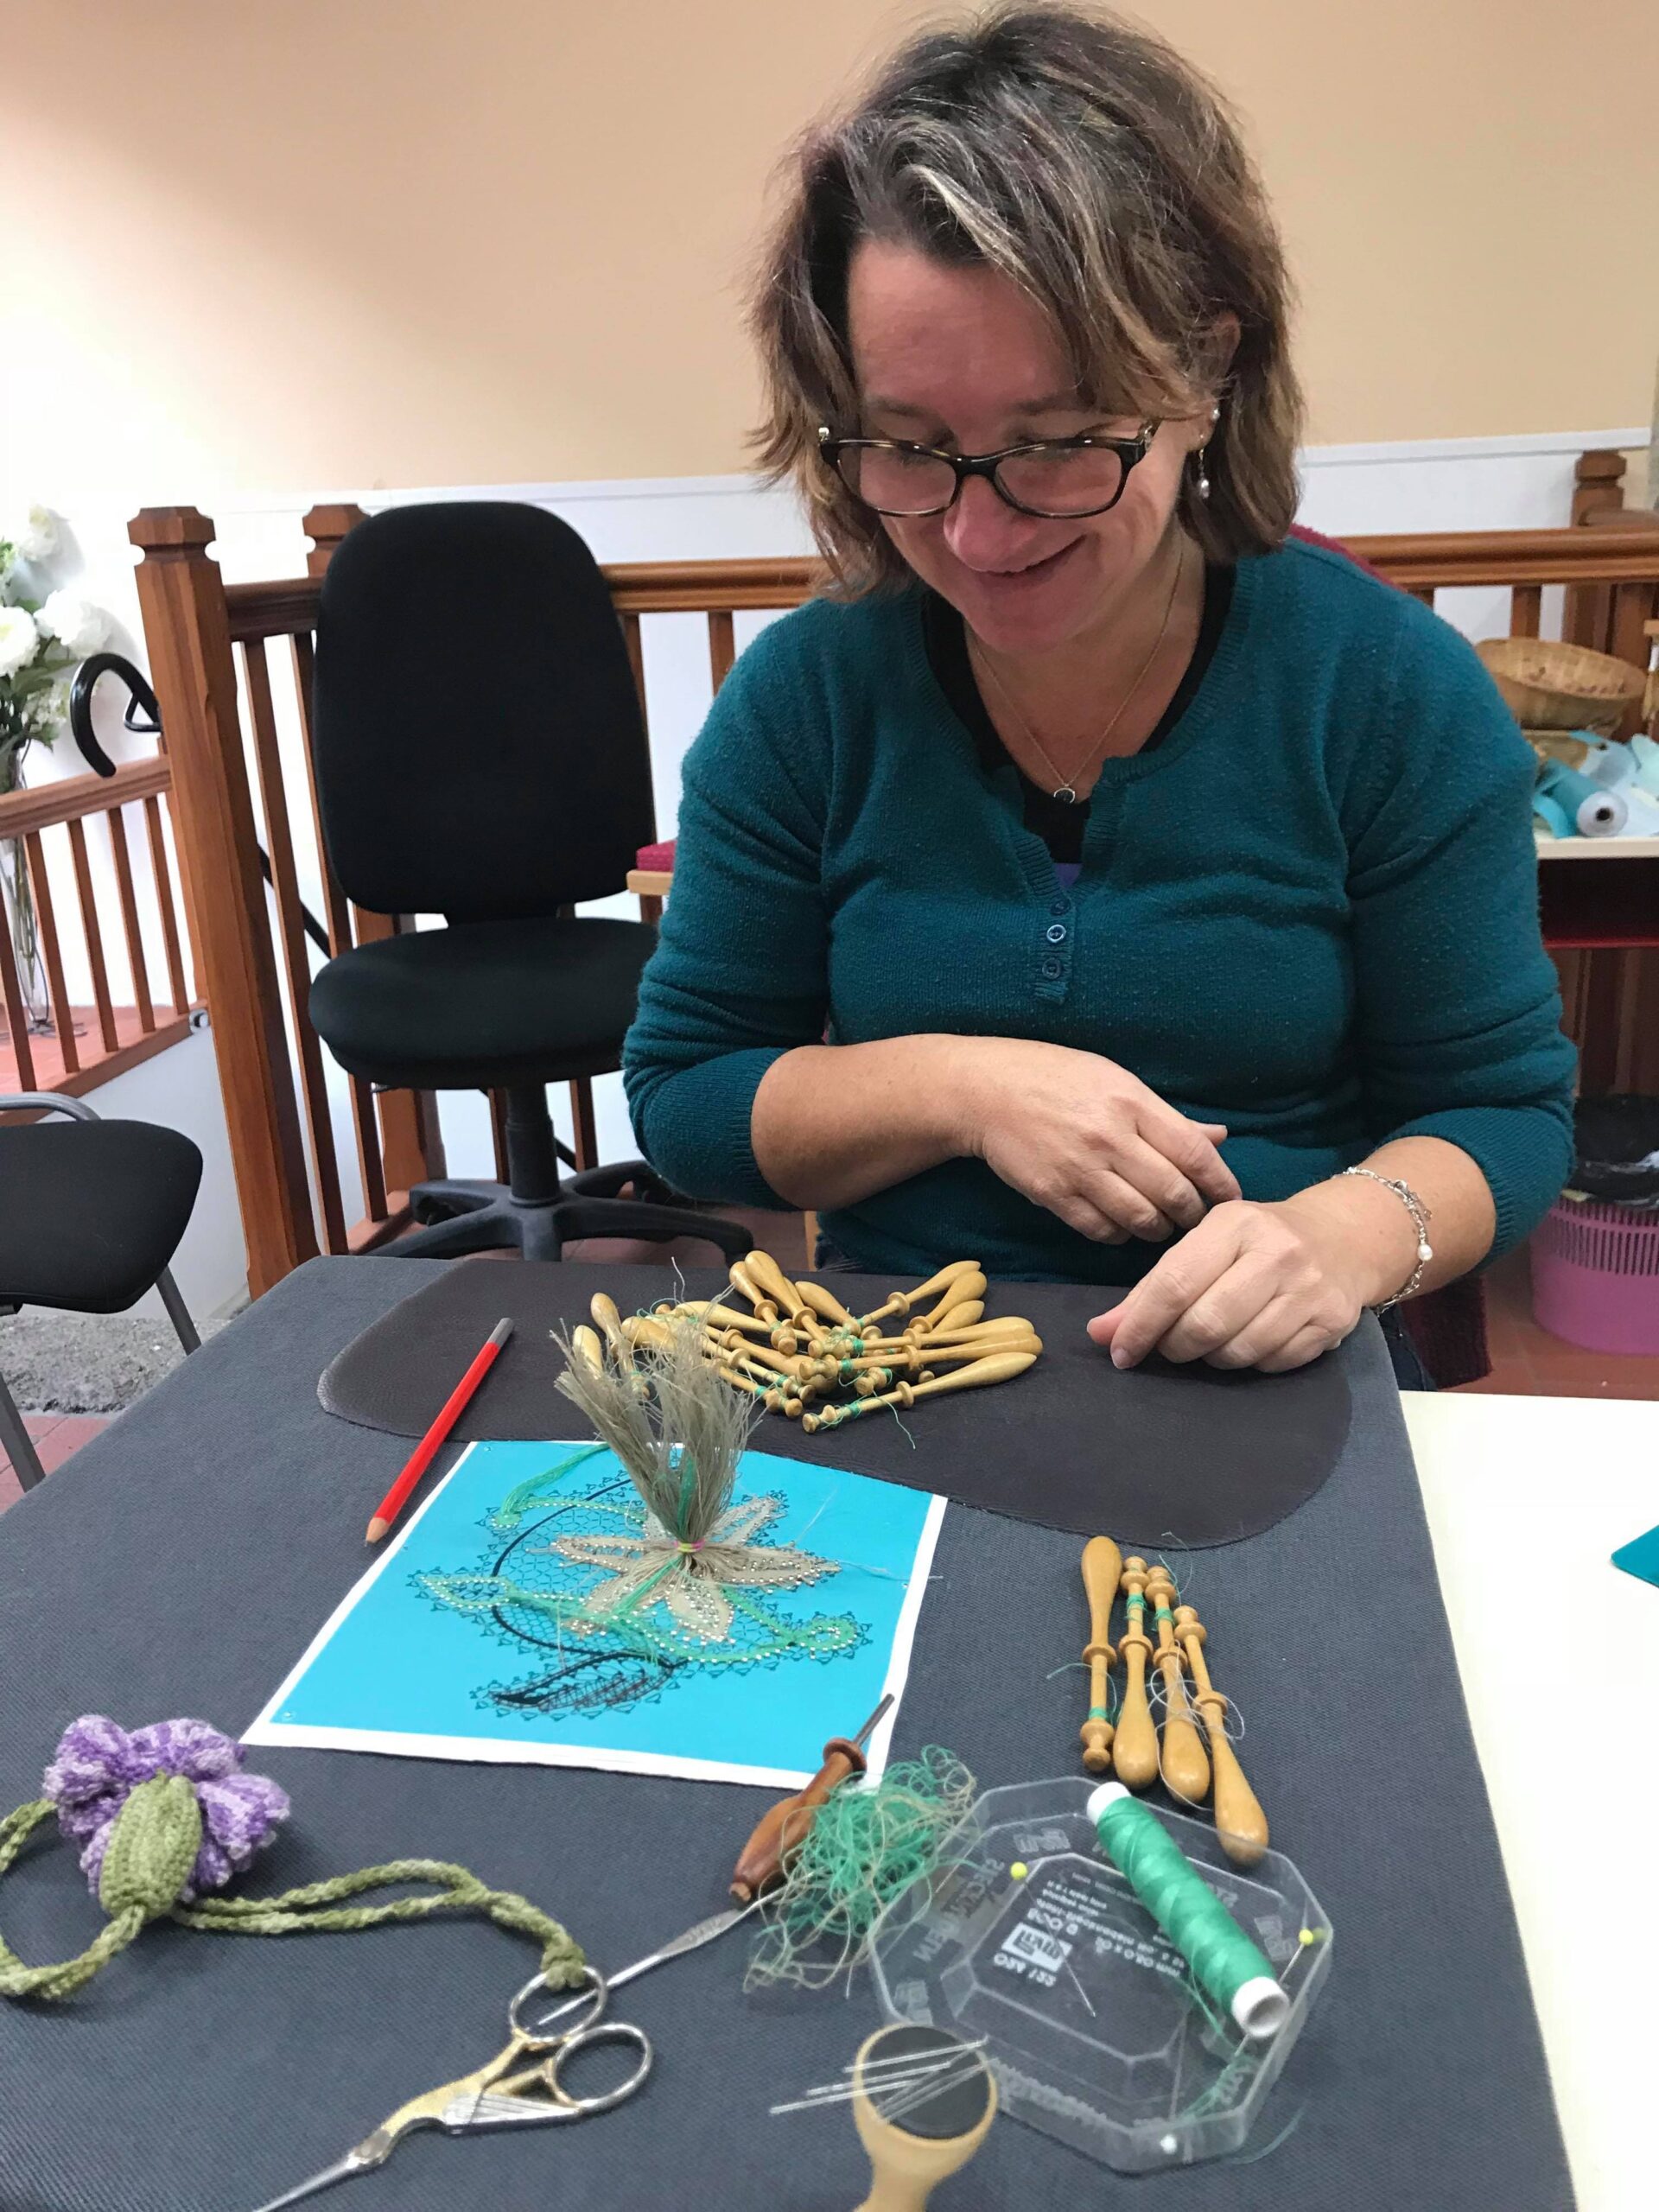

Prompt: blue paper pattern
xmin=264 ymin=1440 xmax=940 ymax=1782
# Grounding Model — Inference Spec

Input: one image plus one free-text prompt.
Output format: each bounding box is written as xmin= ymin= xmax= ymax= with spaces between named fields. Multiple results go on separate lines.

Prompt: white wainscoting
xmin=10 ymin=426 xmax=1645 ymax=1300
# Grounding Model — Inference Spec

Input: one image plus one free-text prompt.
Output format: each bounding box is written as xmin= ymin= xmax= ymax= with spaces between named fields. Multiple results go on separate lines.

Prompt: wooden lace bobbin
xmin=742 ymin=1249 xmax=817 ymax=1336
xmin=728 ymin=1260 xmax=802 ymax=1354
xmin=1079 ymin=1537 xmax=1122 ymax=1772
xmin=856 ymin=1260 xmax=984 ymax=1333
xmin=849 ymin=2025 xmax=997 ymax=2212
xmin=1172 ymin=1603 xmax=1269 ymax=1866
xmin=861 ymin=1319 xmax=1034 ymax=1360
xmin=1111 ymin=1558 xmax=1159 ymax=1789
xmin=1142 ymin=1567 xmax=1211 ymax=1804
xmin=902 ymin=1292 xmax=988 ymax=1341
xmin=679 ymin=1299 xmax=774 ymax=1340
xmin=587 ymin=1293 xmax=634 ymax=1370
xmin=569 ymin=1324 xmax=607 ymax=1376
xmin=797 ymin=1279 xmax=856 ymax=1330
xmin=800 ymin=1350 xmax=1036 ymax=1433
xmin=840 ymin=1335 xmax=1039 ymax=1382
xmin=620 ymin=1314 xmax=678 ymax=1357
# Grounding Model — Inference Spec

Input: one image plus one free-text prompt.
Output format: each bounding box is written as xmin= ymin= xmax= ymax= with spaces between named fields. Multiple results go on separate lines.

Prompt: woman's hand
xmin=1087 ymin=1192 xmax=1389 ymax=1372
xmin=960 ymin=1040 xmax=1240 ymax=1243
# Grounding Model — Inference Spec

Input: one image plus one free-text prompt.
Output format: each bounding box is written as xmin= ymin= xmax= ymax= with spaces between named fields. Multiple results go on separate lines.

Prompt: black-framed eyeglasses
xmin=817 ymin=421 xmax=1160 ymax=519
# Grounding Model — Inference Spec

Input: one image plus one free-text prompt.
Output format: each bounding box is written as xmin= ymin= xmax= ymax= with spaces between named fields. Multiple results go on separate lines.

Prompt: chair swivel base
xmin=386 ymin=1162 xmax=752 ymax=1264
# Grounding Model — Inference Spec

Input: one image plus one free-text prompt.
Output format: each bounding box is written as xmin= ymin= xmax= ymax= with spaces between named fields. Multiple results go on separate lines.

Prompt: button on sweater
xmin=622 ymin=537 xmax=1575 ymax=1284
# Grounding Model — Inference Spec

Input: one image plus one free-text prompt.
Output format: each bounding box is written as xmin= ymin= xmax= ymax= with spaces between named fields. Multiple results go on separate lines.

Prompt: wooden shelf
xmin=1536 ymin=833 xmax=1659 ymax=861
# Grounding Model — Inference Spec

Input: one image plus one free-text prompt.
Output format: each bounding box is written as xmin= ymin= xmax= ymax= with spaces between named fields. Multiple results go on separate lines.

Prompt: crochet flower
xmin=43 ymin=1715 xmax=289 ymax=1901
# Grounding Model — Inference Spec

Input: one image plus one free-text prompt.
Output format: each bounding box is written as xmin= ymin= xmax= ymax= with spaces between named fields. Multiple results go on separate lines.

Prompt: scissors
xmin=249 ymin=1903 xmax=757 ymax=2210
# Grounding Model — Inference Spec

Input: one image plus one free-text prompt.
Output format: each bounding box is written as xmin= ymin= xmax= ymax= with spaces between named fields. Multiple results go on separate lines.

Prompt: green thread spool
xmin=1085 ymin=1783 xmax=1287 ymax=2043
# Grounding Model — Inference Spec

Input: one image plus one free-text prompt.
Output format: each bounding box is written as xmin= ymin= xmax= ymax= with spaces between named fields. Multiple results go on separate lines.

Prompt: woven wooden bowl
xmin=1477 ymin=638 xmax=1646 ymax=734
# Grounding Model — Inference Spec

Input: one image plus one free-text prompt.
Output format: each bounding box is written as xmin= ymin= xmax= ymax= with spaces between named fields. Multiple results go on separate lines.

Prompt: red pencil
xmin=365 ymin=1318 xmax=514 ymax=1543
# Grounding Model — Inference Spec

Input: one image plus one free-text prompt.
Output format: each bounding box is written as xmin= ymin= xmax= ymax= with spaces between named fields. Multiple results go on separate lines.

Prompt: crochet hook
xmin=730 ymin=1692 xmax=894 ymax=1902
xmin=365 ymin=1318 xmax=513 ymax=1544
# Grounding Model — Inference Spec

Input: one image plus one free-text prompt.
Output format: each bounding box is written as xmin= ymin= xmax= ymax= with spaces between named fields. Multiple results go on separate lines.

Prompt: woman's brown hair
xmin=749 ymin=4 xmax=1303 ymax=593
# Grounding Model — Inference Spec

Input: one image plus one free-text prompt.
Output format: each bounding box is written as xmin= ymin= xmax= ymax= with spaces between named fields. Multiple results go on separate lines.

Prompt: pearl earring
xmin=1194 ymin=404 xmax=1221 ymax=503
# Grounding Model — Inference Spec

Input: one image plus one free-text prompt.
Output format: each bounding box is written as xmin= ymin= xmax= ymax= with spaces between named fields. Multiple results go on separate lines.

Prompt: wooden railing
xmin=129 ymin=500 xmax=1659 ymax=1300
xmin=0 ymin=750 xmax=198 ymax=1096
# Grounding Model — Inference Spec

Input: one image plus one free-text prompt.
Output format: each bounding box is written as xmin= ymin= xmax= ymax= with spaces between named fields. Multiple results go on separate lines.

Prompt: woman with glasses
xmin=623 ymin=5 xmax=1573 ymax=1381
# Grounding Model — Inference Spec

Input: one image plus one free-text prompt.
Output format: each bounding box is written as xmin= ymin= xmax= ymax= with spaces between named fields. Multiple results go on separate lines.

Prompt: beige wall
xmin=3 ymin=0 xmax=1656 ymax=509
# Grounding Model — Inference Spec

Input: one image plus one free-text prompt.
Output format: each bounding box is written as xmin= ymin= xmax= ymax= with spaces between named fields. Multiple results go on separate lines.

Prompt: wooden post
xmin=130 ymin=506 xmax=318 ymax=1294
xmin=303 ymin=502 xmax=448 ymax=1193
xmin=1566 ymin=449 xmax=1626 ymax=648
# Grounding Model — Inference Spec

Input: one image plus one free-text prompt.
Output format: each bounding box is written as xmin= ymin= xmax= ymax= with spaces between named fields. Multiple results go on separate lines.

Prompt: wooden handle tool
xmin=801 ymin=1350 xmax=1035 ymax=1432
xmin=1111 ymin=1557 xmax=1159 ymax=1789
xmin=730 ymin=1693 xmax=893 ymax=1900
xmin=1144 ymin=1567 xmax=1211 ymax=1803
xmin=849 ymin=2024 xmax=996 ymax=2212
xmin=1173 ymin=1602 xmax=1268 ymax=1866
xmin=1079 ymin=1537 xmax=1122 ymax=1773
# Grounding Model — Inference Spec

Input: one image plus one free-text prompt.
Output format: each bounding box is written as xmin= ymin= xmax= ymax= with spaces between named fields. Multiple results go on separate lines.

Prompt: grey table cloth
xmin=0 ymin=1257 xmax=1573 ymax=2212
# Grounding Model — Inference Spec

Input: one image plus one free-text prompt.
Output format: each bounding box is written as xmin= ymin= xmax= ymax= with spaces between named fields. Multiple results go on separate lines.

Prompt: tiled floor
xmin=1458 ymin=1243 xmax=1659 ymax=1398
xmin=3 ymin=1219 xmax=1653 ymax=1510
xmin=0 ymin=1413 xmax=112 ymax=1510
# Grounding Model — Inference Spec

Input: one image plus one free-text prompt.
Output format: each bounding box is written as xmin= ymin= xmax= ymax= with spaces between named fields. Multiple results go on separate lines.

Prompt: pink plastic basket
xmin=1530 ymin=1198 xmax=1659 ymax=1355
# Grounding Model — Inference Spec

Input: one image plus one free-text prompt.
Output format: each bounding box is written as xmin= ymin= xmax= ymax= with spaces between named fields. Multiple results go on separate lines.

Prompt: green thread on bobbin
xmin=1088 ymin=1785 xmax=1287 ymax=2042
xmin=1088 ymin=1706 xmax=1109 ymax=1720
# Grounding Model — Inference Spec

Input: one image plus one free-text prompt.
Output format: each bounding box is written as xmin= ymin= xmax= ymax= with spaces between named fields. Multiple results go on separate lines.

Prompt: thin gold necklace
xmin=968 ymin=537 xmax=1188 ymax=804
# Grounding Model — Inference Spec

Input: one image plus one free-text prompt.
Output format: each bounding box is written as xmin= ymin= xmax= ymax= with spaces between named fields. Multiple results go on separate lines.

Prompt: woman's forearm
xmin=1278 ymin=1135 xmax=1497 ymax=1307
xmin=751 ymin=1037 xmax=977 ymax=1209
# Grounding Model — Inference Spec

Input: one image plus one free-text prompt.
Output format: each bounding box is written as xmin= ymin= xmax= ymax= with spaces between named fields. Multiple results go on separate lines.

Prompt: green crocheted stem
xmin=0 ymin=1789 xmax=585 ymax=2002
xmin=0 ymin=1797 xmax=157 ymax=2000
xmin=175 ymin=1858 xmax=586 ymax=1987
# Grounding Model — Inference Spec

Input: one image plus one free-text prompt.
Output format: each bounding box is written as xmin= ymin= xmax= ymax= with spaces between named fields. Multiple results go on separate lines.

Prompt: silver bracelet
xmin=1340 ymin=1167 xmax=1433 ymax=1311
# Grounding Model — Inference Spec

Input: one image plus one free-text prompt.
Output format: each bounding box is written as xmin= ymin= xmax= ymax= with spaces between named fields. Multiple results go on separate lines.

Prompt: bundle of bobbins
xmin=1078 ymin=1536 xmax=1268 ymax=1868
xmin=601 ymin=1251 xmax=1041 ymax=1434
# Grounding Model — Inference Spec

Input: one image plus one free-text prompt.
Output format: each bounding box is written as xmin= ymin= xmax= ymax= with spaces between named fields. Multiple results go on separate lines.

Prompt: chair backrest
xmin=312 ymin=502 xmax=654 ymax=919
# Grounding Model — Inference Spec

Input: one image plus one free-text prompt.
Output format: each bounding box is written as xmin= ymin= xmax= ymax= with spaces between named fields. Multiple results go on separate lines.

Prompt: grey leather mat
xmin=0 ymin=1258 xmax=1573 ymax=2212
xmin=317 ymin=1261 xmax=1356 ymax=1549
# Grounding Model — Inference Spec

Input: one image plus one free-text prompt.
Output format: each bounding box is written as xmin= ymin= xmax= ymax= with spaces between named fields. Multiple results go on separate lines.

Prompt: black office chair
xmin=0 ymin=1093 xmax=201 ymax=1491
xmin=308 ymin=501 xmax=747 ymax=1262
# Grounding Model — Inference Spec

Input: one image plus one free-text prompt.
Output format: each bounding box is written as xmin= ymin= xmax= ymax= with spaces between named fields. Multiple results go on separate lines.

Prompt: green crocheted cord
xmin=0 ymin=1781 xmax=584 ymax=2005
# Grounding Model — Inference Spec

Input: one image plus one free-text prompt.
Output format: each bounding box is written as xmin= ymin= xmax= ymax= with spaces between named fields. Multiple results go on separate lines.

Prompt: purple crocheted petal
xmin=129 ymin=1717 xmax=243 ymax=1784
xmin=196 ymin=1772 xmax=289 ymax=1874
xmin=182 ymin=1832 xmax=233 ymax=1904
xmin=77 ymin=1821 xmax=113 ymax=1896
xmin=56 ymin=1795 xmax=124 ymax=1846
xmin=43 ymin=1715 xmax=135 ymax=1806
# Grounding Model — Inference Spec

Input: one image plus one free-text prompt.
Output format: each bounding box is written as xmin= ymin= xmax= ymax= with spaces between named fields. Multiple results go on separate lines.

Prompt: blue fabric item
xmin=623 ymin=538 xmax=1576 ymax=1284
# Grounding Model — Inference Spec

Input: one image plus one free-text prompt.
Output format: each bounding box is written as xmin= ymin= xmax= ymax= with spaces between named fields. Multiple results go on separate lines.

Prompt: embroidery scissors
xmin=250 ymin=1904 xmax=758 ymax=2209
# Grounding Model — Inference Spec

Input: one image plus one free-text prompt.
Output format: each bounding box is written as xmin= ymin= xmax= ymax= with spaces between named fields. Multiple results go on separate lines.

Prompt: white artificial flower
xmin=11 ymin=505 xmax=59 ymax=563
xmin=28 ymin=678 xmax=70 ymax=735
xmin=35 ymin=591 xmax=109 ymax=658
xmin=0 ymin=604 xmax=41 ymax=680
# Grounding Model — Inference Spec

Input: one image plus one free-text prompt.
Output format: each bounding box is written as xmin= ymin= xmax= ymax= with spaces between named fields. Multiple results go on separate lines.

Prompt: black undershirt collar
xmin=921 ymin=563 xmax=1234 ymax=864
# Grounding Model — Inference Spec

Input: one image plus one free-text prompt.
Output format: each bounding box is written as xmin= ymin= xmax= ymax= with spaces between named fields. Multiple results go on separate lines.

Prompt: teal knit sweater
xmin=623 ymin=537 xmax=1575 ymax=1283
